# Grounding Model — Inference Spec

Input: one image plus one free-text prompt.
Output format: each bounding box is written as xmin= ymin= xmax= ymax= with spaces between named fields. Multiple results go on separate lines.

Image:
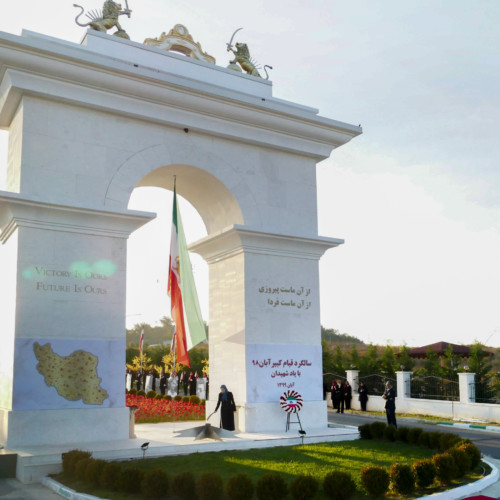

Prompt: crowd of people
xmin=126 ymin=368 xmax=209 ymax=398
xmin=329 ymin=379 xmax=368 ymax=413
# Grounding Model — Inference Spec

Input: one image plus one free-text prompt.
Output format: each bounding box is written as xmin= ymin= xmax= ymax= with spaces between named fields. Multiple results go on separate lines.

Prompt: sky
xmin=0 ymin=1 xmax=499 ymax=347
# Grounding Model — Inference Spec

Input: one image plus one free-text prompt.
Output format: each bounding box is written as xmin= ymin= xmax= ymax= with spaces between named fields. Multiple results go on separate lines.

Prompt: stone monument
xmin=0 ymin=18 xmax=361 ymax=449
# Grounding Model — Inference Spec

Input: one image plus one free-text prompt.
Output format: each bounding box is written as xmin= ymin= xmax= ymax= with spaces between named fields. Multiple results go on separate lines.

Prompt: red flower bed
xmin=127 ymin=394 xmax=206 ymax=423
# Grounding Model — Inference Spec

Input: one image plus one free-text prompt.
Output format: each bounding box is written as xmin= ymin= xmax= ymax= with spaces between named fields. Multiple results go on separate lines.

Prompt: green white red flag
xmin=168 ymin=184 xmax=206 ymax=367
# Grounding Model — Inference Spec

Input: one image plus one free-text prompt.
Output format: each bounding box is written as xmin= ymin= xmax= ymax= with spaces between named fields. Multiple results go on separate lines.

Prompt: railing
xmin=474 ymin=381 xmax=498 ymax=404
xmin=359 ymin=374 xmax=397 ymax=397
xmin=410 ymin=375 xmax=459 ymax=401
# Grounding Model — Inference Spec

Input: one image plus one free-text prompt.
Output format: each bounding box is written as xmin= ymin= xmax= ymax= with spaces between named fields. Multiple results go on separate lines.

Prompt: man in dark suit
xmin=383 ymin=381 xmax=397 ymax=427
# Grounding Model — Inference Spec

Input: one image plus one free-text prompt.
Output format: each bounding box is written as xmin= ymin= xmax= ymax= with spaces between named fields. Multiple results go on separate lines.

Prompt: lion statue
xmin=74 ymin=0 xmax=132 ymax=39
xmin=228 ymin=42 xmax=272 ymax=79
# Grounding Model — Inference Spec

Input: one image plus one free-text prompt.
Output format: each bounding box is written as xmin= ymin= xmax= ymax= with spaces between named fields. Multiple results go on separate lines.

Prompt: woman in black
xmin=214 ymin=385 xmax=236 ymax=431
xmin=358 ymin=381 xmax=368 ymax=411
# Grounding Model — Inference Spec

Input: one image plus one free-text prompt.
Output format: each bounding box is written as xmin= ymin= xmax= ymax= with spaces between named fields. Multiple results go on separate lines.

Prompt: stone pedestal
xmin=0 ymin=193 xmax=152 ymax=448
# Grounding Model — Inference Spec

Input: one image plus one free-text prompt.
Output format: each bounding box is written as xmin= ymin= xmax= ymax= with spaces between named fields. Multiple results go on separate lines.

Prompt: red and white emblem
xmin=280 ymin=390 xmax=303 ymax=413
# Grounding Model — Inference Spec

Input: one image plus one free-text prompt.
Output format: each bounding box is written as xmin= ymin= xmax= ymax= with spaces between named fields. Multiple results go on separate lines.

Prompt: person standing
xmin=330 ymin=380 xmax=338 ymax=411
xmin=214 ymin=385 xmax=237 ymax=431
xmin=344 ymin=381 xmax=352 ymax=410
xmin=383 ymin=381 xmax=397 ymax=427
xmin=358 ymin=381 xmax=368 ymax=411
xmin=189 ymin=371 xmax=197 ymax=396
xmin=335 ymin=379 xmax=344 ymax=413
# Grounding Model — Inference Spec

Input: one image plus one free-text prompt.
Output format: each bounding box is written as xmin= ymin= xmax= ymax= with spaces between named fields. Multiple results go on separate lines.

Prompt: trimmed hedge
xmin=389 ymin=462 xmax=415 ymax=495
xmin=290 ymin=474 xmax=319 ymax=500
xmin=412 ymin=458 xmax=436 ymax=488
xmin=225 ymin=473 xmax=254 ymax=500
xmin=196 ymin=470 xmax=224 ymax=500
xmin=256 ymin=472 xmax=288 ymax=500
xmin=360 ymin=466 xmax=389 ymax=498
xmin=323 ymin=471 xmax=357 ymax=500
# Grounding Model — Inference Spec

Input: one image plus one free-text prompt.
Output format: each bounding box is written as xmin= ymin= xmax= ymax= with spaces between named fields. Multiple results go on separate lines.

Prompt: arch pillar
xmin=190 ymin=225 xmax=342 ymax=432
xmin=0 ymin=192 xmax=153 ymax=448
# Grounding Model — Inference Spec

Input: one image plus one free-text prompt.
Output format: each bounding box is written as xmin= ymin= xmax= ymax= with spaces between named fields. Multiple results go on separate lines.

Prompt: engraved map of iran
xmin=33 ymin=342 xmax=109 ymax=405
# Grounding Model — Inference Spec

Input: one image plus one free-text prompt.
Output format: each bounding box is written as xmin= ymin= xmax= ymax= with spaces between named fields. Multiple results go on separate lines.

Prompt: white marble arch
xmin=0 ymin=28 xmax=361 ymax=451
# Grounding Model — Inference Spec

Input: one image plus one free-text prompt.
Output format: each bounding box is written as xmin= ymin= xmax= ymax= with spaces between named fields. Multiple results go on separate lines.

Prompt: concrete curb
xmin=41 ymin=477 xmax=110 ymax=500
xmin=414 ymin=458 xmax=499 ymax=500
xmin=436 ymin=421 xmax=500 ymax=433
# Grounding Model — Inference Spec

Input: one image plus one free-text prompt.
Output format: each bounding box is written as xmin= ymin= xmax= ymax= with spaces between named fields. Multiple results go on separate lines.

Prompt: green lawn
xmin=53 ymin=438 xmax=488 ymax=499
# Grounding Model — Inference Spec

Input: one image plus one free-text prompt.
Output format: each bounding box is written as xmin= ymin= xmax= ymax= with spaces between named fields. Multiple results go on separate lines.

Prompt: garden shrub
xmin=384 ymin=424 xmax=397 ymax=441
xmin=171 ymin=471 xmax=196 ymax=500
xmin=200 ymin=399 xmax=206 ymax=406
xmin=85 ymin=458 xmax=107 ymax=486
xmin=358 ymin=423 xmax=372 ymax=439
xmin=428 ymin=431 xmax=445 ymax=450
xmin=155 ymin=393 xmax=164 ymax=400
xmin=256 ymin=472 xmax=288 ymax=500
xmin=190 ymin=395 xmax=201 ymax=405
xmin=226 ymin=473 xmax=254 ymax=500
xmin=120 ymin=466 xmax=145 ymax=494
xmin=164 ymin=395 xmax=172 ymax=401
xmin=389 ymin=462 xmax=415 ymax=495
xmin=412 ymin=458 xmax=436 ymax=488
xmin=370 ymin=421 xmax=386 ymax=440
xmin=448 ymin=447 xmax=471 ymax=476
xmin=174 ymin=395 xmax=183 ymax=402
xmin=74 ymin=457 xmax=93 ymax=481
xmin=323 ymin=470 xmax=356 ymax=500
xmin=395 ymin=426 xmax=410 ymax=443
xmin=142 ymin=468 xmax=169 ymax=498
xmin=128 ymin=388 xmax=137 ymax=395
xmin=137 ymin=390 xmax=146 ymax=397
xmin=290 ymin=474 xmax=319 ymax=500
xmin=432 ymin=453 xmax=457 ymax=484
xmin=146 ymin=390 xmax=157 ymax=398
xmin=407 ymin=427 xmax=423 ymax=445
xmin=99 ymin=462 xmax=122 ymax=490
xmin=439 ymin=432 xmax=461 ymax=452
xmin=360 ymin=466 xmax=389 ymax=498
xmin=417 ymin=430 xmax=431 ymax=448
xmin=456 ymin=442 xmax=481 ymax=469
xmin=62 ymin=449 xmax=92 ymax=478
xmin=182 ymin=396 xmax=190 ymax=403
xmin=196 ymin=470 xmax=224 ymax=500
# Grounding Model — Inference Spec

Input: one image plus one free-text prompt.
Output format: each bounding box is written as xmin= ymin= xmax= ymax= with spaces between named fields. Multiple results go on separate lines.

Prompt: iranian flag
xmin=168 ymin=184 xmax=206 ymax=367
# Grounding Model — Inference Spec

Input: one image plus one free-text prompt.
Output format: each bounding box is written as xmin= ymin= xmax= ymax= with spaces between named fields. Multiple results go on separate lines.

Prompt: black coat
xmin=383 ymin=386 xmax=396 ymax=410
xmin=215 ymin=391 xmax=236 ymax=431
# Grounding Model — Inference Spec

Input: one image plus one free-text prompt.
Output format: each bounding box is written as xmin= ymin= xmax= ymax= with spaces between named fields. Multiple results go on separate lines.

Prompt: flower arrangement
xmin=127 ymin=393 xmax=205 ymax=423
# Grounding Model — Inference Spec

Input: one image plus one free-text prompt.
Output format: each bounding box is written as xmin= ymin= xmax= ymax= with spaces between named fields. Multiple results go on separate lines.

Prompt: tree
xmin=468 ymin=341 xmax=494 ymax=401
xmin=332 ymin=346 xmax=346 ymax=375
xmin=397 ymin=344 xmax=415 ymax=372
xmin=379 ymin=345 xmax=396 ymax=378
xmin=358 ymin=344 xmax=379 ymax=376
xmin=441 ymin=344 xmax=462 ymax=380
xmin=421 ymin=348 xmax=441 ymax=377
xmin=347 ymin=344 xmax=361 ymax=370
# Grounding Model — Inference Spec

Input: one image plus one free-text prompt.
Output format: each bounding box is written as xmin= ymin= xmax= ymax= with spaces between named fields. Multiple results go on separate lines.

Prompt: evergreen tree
xmin=359 ymin=344 xmax=378 ymax=376
xmin=397 ymin=344 xmax=415 ymax=372
xmin=441 ymin=344 xmax=462 ymax=380
xmin=347 ymin=344 xmax=361 ymax=370
xmin=421 ymin=348 xmax=441 ymax=377
xmin=379 ymin=345 xmax=396 ymax=378
xmin=468 ymin=342 xmax=494 ymax=401
xmin=332 ymin=345 xmax=346 ymax=375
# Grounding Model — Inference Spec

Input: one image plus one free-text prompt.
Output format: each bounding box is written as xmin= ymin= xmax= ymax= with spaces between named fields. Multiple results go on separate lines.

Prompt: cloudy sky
xmin=0 ymin=1 xmax=499 ymax=347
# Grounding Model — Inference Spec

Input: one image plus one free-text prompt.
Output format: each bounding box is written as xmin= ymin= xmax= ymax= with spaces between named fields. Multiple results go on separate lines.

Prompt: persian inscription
xmin=33 ymin=342 xmax=108 ymax=405
xmin=258 ymin=285 xmax=312 ymax=310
